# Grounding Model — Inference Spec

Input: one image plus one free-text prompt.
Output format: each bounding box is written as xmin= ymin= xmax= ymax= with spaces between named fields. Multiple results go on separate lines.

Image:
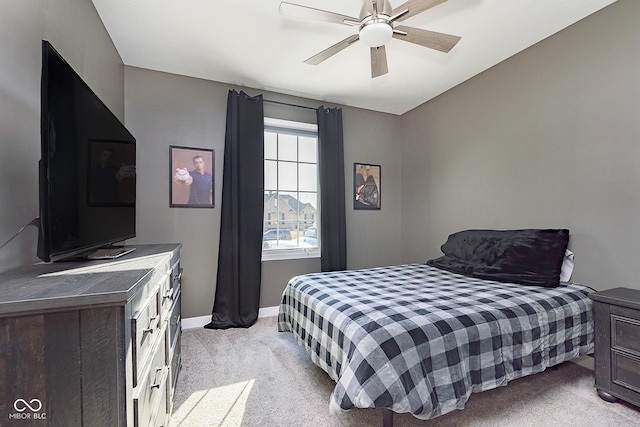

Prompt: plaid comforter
xmin=277 ymin=264 xmax=594 ymax=420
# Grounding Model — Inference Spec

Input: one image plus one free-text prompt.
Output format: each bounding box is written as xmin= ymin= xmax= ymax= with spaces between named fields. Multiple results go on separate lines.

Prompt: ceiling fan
xmin=279 ymin=0 xmax=461 ymax=78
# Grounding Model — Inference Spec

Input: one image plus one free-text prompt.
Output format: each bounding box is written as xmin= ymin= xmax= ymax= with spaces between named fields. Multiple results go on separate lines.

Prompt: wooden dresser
xmin=590 ymin=287 xmax=640 ymax=407
xmin=0 ymin=243 xmax=182 ymax=426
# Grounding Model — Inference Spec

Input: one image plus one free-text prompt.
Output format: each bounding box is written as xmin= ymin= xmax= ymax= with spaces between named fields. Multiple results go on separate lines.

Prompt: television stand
xmin=0 ymin=244 xmax=182 ymax=426
xmin=86 ymin=245 xmax=136 ymax=260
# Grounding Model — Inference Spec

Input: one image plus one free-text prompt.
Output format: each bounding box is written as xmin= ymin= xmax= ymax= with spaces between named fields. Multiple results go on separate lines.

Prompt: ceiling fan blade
xmin=370 ymin=46 xmax=388 ymax=78
xmin=393 ymin=25 xmax=460 ymax=53
xmin=391 ymin=0 xmax=447 ymax=22
xmin=279 ymin=2 xmax=359 ymax=26
xmin=304 ymin=34 xmax=360 ymax=66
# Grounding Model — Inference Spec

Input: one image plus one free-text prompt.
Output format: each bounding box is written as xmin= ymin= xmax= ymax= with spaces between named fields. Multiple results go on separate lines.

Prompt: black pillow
xmin=426 ymin=229 xmax=569 ymax=288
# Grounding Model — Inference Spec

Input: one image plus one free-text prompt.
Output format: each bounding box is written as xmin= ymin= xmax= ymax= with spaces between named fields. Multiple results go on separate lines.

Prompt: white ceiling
xmin=92 ymin=0 xmax=616 ymax=115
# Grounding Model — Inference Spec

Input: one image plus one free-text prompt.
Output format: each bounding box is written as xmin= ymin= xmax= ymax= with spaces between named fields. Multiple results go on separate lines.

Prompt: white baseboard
xmin=181 ymin=315 xmax=211 ymax=330
xmin=181 ymin=306 xmax=279 ymax=330
xmin=258 ymin=306 xmax=279 ymax=318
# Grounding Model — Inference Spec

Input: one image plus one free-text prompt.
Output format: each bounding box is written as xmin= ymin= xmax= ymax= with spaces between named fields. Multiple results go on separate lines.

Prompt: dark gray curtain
xmin=317 ymin=106 xmax=347 ymax=271
xmin=205 ymin=90 xmax=264 ymax=329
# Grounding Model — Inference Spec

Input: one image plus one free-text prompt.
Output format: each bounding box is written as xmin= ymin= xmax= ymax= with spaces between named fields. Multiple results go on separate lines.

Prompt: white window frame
xmin=262 ymin=117 xmax=320 ymax=261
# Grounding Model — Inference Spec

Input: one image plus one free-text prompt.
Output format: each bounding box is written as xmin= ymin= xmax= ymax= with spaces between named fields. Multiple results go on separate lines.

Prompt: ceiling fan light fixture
xmin=359 ymin=21 xmax=393 ymax=47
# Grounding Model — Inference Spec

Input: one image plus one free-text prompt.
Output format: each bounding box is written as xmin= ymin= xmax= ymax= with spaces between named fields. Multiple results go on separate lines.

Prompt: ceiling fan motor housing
xmin=359 ymin=0 xmax=394 ymax=47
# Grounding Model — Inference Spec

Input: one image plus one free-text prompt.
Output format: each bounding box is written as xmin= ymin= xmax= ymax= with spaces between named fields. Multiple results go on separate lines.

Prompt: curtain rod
xmin=263 ymin=99 xmax=317 ymax=111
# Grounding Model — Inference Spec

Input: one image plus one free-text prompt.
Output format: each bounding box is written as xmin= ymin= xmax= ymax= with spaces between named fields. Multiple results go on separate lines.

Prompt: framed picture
xmin=354 ymin=163 xmax=381 ymax=210
xmin=170 ymin=145 xmax=214 ymax=208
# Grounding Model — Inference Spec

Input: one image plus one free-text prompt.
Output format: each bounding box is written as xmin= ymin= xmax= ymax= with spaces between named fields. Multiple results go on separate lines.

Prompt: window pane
xmin=299 ymin=163 xmax=317 ymax=192
xmin=279 ymin=191 xmax=299 ymax=231
xmin=278 ymin=161 xmax=297 ymax=191
xmin=297 ymin=191 xmax=317 ymax=205
xmin=278 ymin=134 xmax=297 ymax=161
xmin=263 ymin=119 xmax=319 ymax=255
xmin=299 ymin=191 xmax=318 ymax=248
xmin=299 ymin=191 xmax=317 ymax=223
xmin=265 ymin=132 xmax=277 ymax=160
xmin=299 ymin=136 xmax=317 ymax=163
xmin=264 ymin=160 xmax=277 ymax=190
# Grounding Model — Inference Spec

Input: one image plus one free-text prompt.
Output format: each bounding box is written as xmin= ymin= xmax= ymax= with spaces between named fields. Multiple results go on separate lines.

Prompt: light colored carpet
xmin=171 ymin=316 xmax=640 ymax=427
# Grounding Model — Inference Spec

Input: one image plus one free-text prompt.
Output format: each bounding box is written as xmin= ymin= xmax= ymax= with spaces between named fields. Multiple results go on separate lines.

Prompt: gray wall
xmin=3 ymin=0 xmax=634 ymax=319
xmin=124 ymin=67 xmax=403 ymax=318
xmin=0 ymin=0 xmax=124 ymax=272
xmin=401 ymin=0 xmax=639 ymax=291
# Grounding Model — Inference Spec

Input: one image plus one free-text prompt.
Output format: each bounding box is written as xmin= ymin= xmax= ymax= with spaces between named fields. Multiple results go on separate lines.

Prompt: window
xmin=263 ymin=118 xmax=319 ymax=260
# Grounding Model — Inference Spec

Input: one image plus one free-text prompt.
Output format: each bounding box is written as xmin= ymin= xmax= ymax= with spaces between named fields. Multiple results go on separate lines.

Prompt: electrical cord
xmin=0 ymin=217 xmax=40 ymax=252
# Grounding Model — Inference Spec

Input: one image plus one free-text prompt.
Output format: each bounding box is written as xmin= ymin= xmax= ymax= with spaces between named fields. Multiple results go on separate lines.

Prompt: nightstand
xmin=589 ymin=287 xmax=640 ymax=407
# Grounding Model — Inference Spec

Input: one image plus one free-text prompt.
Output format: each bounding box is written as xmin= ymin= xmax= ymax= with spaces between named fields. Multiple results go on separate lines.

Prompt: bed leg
xmin=382 ymin=408 xmax=394 ymax=427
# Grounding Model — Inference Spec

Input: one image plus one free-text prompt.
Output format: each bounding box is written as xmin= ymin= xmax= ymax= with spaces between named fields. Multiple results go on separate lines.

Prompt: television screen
xmin=38 ymin=41 xmax=136 ymax=262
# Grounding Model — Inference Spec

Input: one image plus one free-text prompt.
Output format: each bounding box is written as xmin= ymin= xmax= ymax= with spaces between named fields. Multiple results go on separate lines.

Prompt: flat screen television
xmin=38 ymin=40 xmax=136 ymax=262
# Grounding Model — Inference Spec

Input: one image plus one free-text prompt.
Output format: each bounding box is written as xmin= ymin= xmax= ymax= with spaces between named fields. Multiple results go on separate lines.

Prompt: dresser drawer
xmin=170 ymin=333 xmax=182 ymax=393
xmin=159 ymin=272 xmax=173 ymax=316
xmin=611 ymin=313 xmax=640 ymax=356
xmin=131 ymin=289 xmax=161 ymax=386
xmin=167 ymin=289 xmax=181 ymax=397
xmin=170 ymin=261 xmax=182 ymax=300
xmin=151 ymin=376 xmax=169 ymax=427
xmin=612 ymin=351 xmax=640 ymax=394
xmin=160 ymin=261 xmax=181 ymax=314
xmin=134 ymin=334 xmax=168 ymax=427
xmin=169 ymin=290 xmax=181 ymax=345
xmin=171 ymin=260 xmax=181 ymax=289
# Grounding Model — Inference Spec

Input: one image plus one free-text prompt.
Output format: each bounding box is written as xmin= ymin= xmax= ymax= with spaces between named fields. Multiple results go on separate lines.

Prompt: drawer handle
xmin=173 ymin=273 xmax=181 ymax=283
xmin=150 ymin=367 xmax=163 ymax=389
xmin=143 ymin=317 xmax=156 ymax=334
xmin=163 ymin=289 xmax=174 ymax=300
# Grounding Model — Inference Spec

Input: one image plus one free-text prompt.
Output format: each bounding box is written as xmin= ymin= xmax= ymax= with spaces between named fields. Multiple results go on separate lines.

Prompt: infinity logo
xmin=14 ymin=398 xmax=42 ymax=412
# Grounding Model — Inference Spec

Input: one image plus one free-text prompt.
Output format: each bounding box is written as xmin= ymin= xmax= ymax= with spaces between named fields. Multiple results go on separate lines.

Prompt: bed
xmin=277 ymin=229 xmax=594 ymax=424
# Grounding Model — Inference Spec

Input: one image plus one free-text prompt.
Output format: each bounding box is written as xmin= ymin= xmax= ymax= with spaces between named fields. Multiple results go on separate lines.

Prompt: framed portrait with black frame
xmin=170 ymin=145 xmax=214 ymax=208
xmin=354 ymin=163 xmax=381 ymax=210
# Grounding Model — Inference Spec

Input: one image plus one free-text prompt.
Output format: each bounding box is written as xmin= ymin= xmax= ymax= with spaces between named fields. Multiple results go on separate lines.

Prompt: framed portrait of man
xmin=170 ymin=145 xmax=214 ymax=208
